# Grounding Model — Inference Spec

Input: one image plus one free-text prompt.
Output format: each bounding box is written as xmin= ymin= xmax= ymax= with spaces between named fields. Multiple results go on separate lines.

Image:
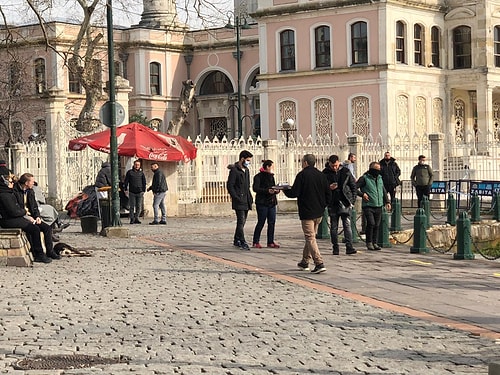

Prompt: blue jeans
xmin=152 ymin=192 xmax=166 ymax=222
xmin=252 ymin=205 xmax=277 ymax=245
xmin=329 ymin=210 xmax=354 ymax=251
xmin=129 ymin=191 xmax=144 ymax=221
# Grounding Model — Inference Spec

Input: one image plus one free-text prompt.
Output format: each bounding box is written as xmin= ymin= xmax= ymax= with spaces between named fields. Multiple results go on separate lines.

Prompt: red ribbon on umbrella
xmin=68 ymin=122 xmax=197 ymax=162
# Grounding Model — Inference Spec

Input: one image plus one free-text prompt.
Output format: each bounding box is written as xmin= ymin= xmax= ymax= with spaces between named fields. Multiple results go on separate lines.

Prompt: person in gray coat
xmin=410 ymin=155 xmax=433 ymax=208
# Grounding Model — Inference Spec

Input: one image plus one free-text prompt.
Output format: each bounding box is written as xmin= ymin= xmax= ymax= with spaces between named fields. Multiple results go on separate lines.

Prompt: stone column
xmin=429 ymin=133 xmax=445 ymax=181
xmin=44 ymin=88 xmax=67 ymax=208
xmin=475 ymin=84 xmax=493 ymax=151
xmin=115 ymin=76 xmax=132 ymax=126
xmin=263 ymin=139 xmax=279 ymax=164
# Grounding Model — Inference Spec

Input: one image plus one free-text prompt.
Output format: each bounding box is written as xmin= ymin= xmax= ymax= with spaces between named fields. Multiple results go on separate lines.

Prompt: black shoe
xmin=346 ymin=248 xmax=357 ymax=255
xmin=233 ymin=240 xmax=241 ymax=247
xmin=134 ymin=219 xmax=141 ymax=224
xmin=240 ymin=242 xmax=250 ymax=250
xmin=34 ymin=254 xmax=52 ymax=263
xmin=52 ymin=234 xmax=60 ymax=243
xmin=159 ymin=221 xmax=167 ymax=225
xmin=297 ymin=261 xmax=310 ymax=271
xmin=373 ymin=244 xmax=382 ymax=250
xmin=332 ymin=247 xmax=340 ymax=255
xmin=366 ymin=242 xmax=375 ymax=250
xmin=47 ymin=251 xmax=61 ymax=260
xmin=149 ymin=221 xmax=159 ymax=225
xmin=130 ymin=219 xmax=135 ymax=224
xmin=311 ymin=264 xmax=326 ymax=274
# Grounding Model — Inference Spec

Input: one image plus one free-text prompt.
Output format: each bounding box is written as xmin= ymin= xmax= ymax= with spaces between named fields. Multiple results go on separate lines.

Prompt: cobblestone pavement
xmin=0 ymin=214 xmax=498 ymax=374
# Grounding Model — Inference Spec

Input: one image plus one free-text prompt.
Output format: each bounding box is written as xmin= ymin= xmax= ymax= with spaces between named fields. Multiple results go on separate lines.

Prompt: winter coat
xmin=379 ymin=157 xmax=401 ymax=188
xmin=95 ymin=162 xmax=112 ymax=188
xmin=124 ymin=168 xmax=146 ymax=194
xmin=149 ymin=169 xmax=168 ymax=194
xmin=284 ymin=165 xmax=331 ymax=220
xmin=227 ymin=162 xmax=253 ymax=210
xmin=322 ymin=165 xmax=357 ymax=208
xmin=252 ymin=169 xmax=278 ymax=207
xmin=410 ymin=163 xmax=433 ymax=187
xmin=0 ymin=184 xmax=31 ymax=229
xmin=13 ymin=184 xmax=41 ymax=219
xmin=357 ymin=172 xmax=389 ymax=208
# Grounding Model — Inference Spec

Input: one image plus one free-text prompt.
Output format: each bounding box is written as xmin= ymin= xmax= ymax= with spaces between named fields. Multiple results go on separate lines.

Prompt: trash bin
xmin=81 ymin=215 xmax=98 ymax=233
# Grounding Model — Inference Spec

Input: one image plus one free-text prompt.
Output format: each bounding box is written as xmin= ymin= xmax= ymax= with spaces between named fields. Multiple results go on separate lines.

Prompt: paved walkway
xmin=0 ymin=213 xmax=498 ymax=374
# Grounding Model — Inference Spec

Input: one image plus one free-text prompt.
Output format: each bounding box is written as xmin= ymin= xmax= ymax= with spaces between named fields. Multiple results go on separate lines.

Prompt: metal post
xmin=316 ymin=208 xmax=330 ymax=239
xmin=470 ymin=192 xmax=481 ymax=223
xmin=351 ymin=208 xmax=359 ymax=243
xmin=410 ymin=208 xmax=429 ymax=253
xmin=236 ymin=15 xmax=242 ymax=139
xmin=390 ymin=197 xmax=402 ymax=231
xmin=106 ymin=0 xmax=121 ymax=227
xmin=454 ymin=211 xmax=475 ymax=260
xmin=378 ymin=206 xmax=391 ymax=248
xmin=494 ymin=192 xmax=500 ymax=221
xmin=422 ymin=195 xmax=431 ymax=229
xmin=446 ymin=193 xmax=457 ymax=226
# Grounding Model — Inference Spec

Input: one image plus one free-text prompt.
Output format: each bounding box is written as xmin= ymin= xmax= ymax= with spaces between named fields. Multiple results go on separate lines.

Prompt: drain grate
xmin=13 ymin=354 xmax=127 ymax=370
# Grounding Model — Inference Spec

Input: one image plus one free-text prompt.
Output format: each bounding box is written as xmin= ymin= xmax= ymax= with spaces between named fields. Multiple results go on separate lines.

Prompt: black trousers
xmin=362 ymin=206 xmax=382 ymax=245
xmin=415 ymin=185 xmax=430 ymax=208
xmin=0 ymin=218 xmax=53 ymax=256
xmin=233 ymin=209 xmax=249 ymax=244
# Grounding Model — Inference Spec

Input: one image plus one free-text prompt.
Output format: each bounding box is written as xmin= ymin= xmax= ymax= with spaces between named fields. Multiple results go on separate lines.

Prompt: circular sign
xmin=99 ymin=101 xmax=125 ymax=127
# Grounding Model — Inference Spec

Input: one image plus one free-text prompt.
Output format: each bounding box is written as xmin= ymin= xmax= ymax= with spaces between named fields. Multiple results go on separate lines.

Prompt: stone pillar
xmin=114 ymin=76 xmax=132 ymax=126
xmin=475 ymin=84 xmax=493 ymax=151
xmin=347 ymin=134 xmax=363 ymax=179
xmin=263 ymin=139 xmax=279 ymax=164
xmin=429 ymin=132 xmax=445 ymax=181
xmin=44 ymin=88 xmax=67 ymax=208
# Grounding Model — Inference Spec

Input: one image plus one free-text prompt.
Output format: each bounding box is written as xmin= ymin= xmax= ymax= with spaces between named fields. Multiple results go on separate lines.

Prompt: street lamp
xmin=278 ymin=118 xmax=297 ymax=147
xmin=225 ymin=13 xmax=249 ymax=139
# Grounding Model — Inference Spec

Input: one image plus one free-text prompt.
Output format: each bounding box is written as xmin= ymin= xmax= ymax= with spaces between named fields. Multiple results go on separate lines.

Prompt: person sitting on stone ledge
xmin=0 ymin=175 xmax=57 ymax=263
xmin=12 ymin=173 xmax=61 ymax=261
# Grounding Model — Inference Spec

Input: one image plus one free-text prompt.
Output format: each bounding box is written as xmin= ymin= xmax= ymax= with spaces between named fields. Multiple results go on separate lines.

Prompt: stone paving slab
xmin=0 ymin=214 xmax=497 ymax=374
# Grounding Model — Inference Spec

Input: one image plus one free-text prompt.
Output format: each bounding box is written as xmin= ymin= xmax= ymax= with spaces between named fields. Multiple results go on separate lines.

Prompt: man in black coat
xmin=147 ymin=162 xmax=168 ymax=225
xmin=323 ymin=155 xmax=357 ymax=255
xmin=227 ymin=150 xmax=254 ymax=250
xmin=284 ymin=154 xmax=331 ymax=274
xmin=0 ymin=175 xmax=55 ymax=263
xmin=379 ymin=151 xmax=401 ymax=202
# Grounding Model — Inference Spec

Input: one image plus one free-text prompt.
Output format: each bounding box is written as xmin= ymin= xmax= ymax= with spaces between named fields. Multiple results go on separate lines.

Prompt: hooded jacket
xmin=322 ymin=165 xmax=357 ymax=207
xmin=95 ymin=162 xmax=112 ymax=188
xmin=227 ymin=162 xmax=253 ymax=210
xmin=252 ymin=168 xmax=278 ymax=207
xmin=379 ymin=157 xmax=401 ymax=187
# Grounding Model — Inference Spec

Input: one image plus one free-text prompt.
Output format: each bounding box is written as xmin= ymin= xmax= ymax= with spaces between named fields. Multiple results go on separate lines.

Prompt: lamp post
xmin=106 ymin=0 xmax=121 ymax=227
xmin=278 ymin=118 xmax=297 ymax=147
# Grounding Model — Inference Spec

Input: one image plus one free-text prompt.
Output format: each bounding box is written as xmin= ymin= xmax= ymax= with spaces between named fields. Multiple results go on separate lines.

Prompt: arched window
xmin=414 ymin=24 xmax=424 ymax=66
xmin=351 ymin=96 xmax=370 ymax=137
xmin=351 ymin=21 xmax=367 ymax=65
xmin=34 ymin=58 xmax=46 ymax=94
xmin=453 ymin=26 xmax=471 ymax=69
xmin=495 ymin=26 xmax=500 ymax=67
xmin=34 ymin=119 xmax=47 ymax=139
xmin=280 ymin=30 xmax=296 ymax=71
xmin=199 ymin=71 xmax=233 ymax=95
xmin=396 ymin=21 xmax=405 ymax=63
xmin=9 ymin=62 xmax=21 ymax=96
xmin=68 ymin=60 xmax=82 ymax=94
xmin=314 ymin=26 xmax=331 ymax=68
xmin=12 ymin=121 xmax=23 ymax=142
xmin=431 ymin=26 xmax=441 ymax=68
xmin=150 ymin=62 xmax=161 ymax=95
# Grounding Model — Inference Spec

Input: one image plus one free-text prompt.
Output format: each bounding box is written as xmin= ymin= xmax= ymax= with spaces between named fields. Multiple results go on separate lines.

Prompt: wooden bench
xmin=0 ymin=229 xmax=33 ymax=267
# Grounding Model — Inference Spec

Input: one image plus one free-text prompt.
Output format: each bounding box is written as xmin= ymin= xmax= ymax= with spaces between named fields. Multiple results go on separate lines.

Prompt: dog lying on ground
xmin=53 ymin=242 xmax=93 ymax=257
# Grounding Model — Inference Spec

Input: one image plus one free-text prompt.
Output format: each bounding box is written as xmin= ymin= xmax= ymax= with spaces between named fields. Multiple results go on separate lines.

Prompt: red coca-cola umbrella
xmin=68 ymin=122 xmax=197 ymax=162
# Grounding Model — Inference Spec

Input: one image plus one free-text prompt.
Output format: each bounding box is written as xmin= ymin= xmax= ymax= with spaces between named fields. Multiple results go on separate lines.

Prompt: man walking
xmin=410 ymin=155 xmax=433 ymax=208
xmin=147 ymin=162 xmax=168 ymax=225
xmin=284 ymin=154 xmax=331 ymax=274
xmin=227 ymin=150 xmax=254 ymax=250
xmin=357 ymin=162 xmax=391 ymax=251
xmin=124 ymin=160 xmax=146 ymax=224
xmin=323 ymin=155 xmax=357 ymax=255
xmin=379 ymin=151 xmax=401 ymax=202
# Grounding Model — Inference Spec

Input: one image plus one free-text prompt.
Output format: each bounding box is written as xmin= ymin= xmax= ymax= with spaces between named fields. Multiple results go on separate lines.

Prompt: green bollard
xmin=316 ymin=208 xmax=330 ymax=239
xmin=410 ymin=208 xmax=428 ymax=253
xmin=378 ymin=206 xmax=392 ymax=248
xmin=493 ymin=192 xmax=500 ymax=221
xmin=446 ymin=193 xmax=457 ymax=226
xmin=470 ymin=192 xmax=480 ymax=223
xmin=422 ymin=195 xmax=431 ymax=229
xmin=454 ymin=211 xmax=475 ymax=260
xmin=351 ymin=208 xmax=359 ymax=243
xmin=390 ymin=198 xmax=402 ymax=231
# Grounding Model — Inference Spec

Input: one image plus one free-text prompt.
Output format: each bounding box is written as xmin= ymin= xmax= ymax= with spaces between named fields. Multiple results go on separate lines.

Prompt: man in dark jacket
xmin=95 ymin=161 xmax=112 ymax=188
xmin=284 ymin=154 xmax=331 ymax=274
xmin=227 ymin=150 xmax=253 ymax=250
xmin=147 ymin=162 xmax=168 ymax=225
xmin=410 ymin=155 xmax=434 ymax=208
xmin=124 ymin=160 xmax=146 ymax=224
xmin=379 ymin=151 xmax=401 ymax=203
xmin=11 ymin=173 xmax=60 ymax=261
xmin=323 ymin=155 xmax=357 ymax=255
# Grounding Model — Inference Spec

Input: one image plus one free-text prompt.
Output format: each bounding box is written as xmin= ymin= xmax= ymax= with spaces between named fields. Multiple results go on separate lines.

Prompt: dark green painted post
xmin=351 ymin=208 xmax=359 ymax=243
xmin=493 ymin=192 xmax=500 ymax=221
xmin=454 ymin=211 xmax=475 ymax=260
xmin=316 ymin=208 xmax=330 ymax=239
xmin=390 ymin=197 xmax=402 ymax=231
xmin=470 ymin=192 xmax=480 ymax=223
xmin=410 ymin=208 xmax=428 ymax=253
xmin=422 ymin=196 xmax=431 ymax=229
xmin=446 ymin=193 xmax=457 ymax=226
xmin=378 ymin=206 xmax=391 ymax=248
